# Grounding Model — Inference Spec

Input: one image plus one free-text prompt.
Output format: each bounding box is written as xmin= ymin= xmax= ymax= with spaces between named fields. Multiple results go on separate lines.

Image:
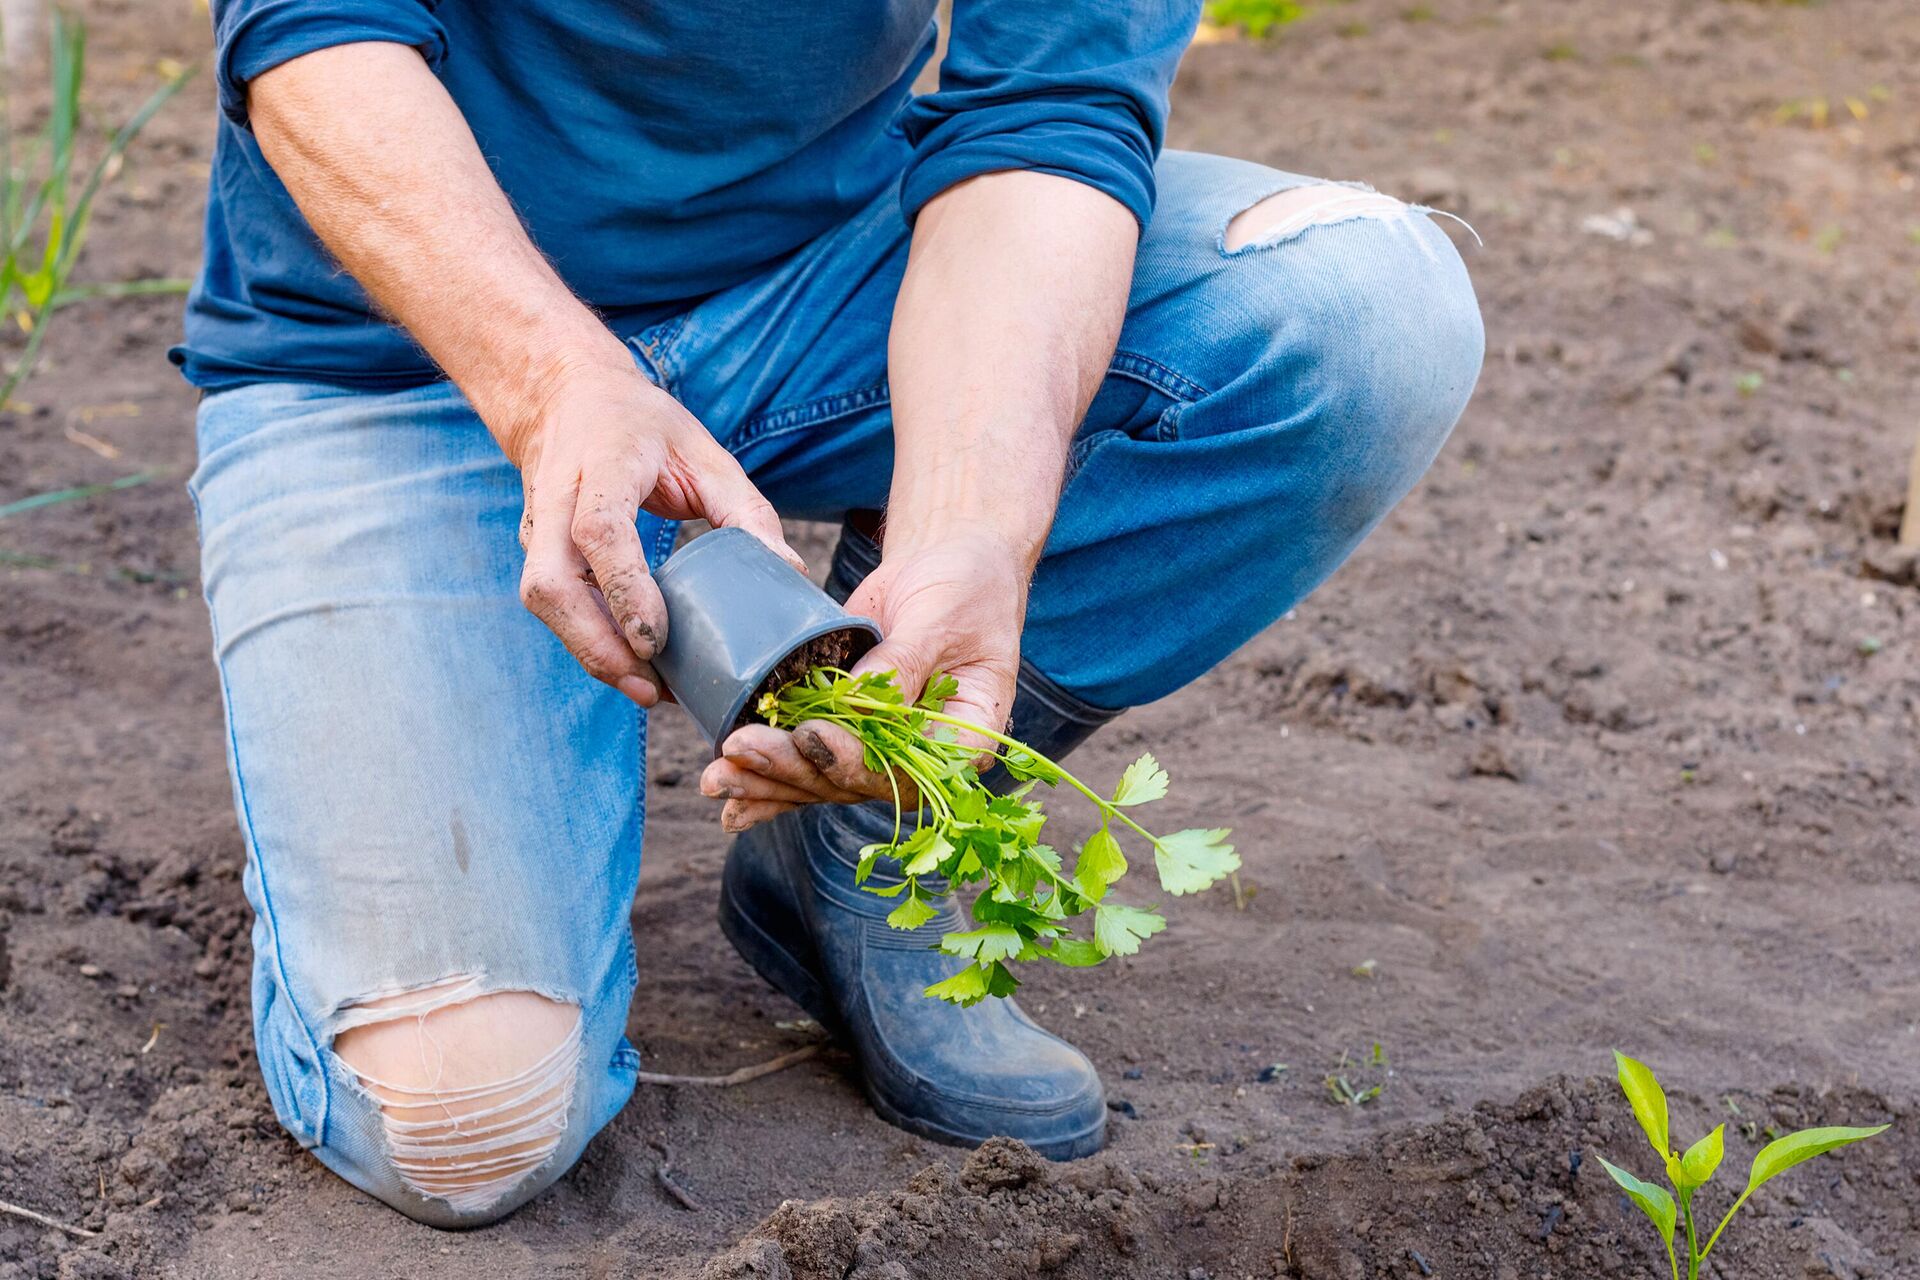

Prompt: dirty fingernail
xmin=794 ymin=729 xmax=835 ymax=772
xmin=624 ymin=617 xmax=660 ymax=660
xmin=726 ymin=749 xmax=774 ymax=772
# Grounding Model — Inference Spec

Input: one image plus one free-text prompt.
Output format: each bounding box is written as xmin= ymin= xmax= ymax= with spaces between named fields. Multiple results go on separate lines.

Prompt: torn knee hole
xmin=333 ymin=979 xmax=581 ymax=1214
xmin=1224 ymin=184 xmax=1408 ymax=252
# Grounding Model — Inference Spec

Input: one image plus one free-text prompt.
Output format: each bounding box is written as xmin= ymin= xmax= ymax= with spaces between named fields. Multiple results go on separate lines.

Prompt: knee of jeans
xmin=1225 ymin=185 xmax=1485 ymax=524
xmin=330 ymin=978 xmax=584 ymax=1227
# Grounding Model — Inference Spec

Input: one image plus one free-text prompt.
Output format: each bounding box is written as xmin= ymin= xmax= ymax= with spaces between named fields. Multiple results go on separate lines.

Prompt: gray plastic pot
xmin=652 ymin=526 xmax=881 ymax=752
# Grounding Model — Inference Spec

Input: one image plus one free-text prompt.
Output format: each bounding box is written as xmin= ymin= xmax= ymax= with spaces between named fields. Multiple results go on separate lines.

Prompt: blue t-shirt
xmin=174 ymin=1 xmax=1198 ymax=391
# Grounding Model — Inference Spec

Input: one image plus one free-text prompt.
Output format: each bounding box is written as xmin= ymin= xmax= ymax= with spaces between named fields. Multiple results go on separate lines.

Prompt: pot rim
xmin=707 ymin=613 xmax=881 ymax=756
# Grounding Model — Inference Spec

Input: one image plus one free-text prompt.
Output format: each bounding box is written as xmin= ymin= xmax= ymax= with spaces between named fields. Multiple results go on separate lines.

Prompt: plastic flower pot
xmin=652 ymin=526 xmax=881 ymax=752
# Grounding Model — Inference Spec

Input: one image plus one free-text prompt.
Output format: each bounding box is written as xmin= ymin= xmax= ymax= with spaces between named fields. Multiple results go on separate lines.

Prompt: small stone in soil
xmin=1107 ymin=1098 xmax=1138 ymax=1119
xmin=1468 ymin=741 xmax=1526 ymax=782
xmin=1123 ymin=1067 xmax=1143 ymax=1080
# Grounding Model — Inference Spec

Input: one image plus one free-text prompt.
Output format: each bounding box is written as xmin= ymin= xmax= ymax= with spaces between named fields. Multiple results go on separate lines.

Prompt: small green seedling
xmin=1599 ymin=1051 xmax=1888 ymax=1280
xmin=1324 ymin=1043 xmax=1390 ymax=1107
xmin=760 ymin=668 xmax=1238 ymax=1005
xmin=1 ymin=12 xmax=196 ymax=407
xmin=1203 ymin=0 xmax=1309 ymax=40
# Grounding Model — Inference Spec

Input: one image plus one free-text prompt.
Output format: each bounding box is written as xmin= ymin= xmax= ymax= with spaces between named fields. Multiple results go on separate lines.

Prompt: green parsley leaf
xmin=887 ymin=888 xmax=938 ymax=931
xmin=901 ymin=828 xmax=955 ymax=876
xmin=924 ymin=964 xmax=991 ymax=1005
xmin=918 ymin=672 xmax=960 ymax=711
xmin=1112 ymin=753 xmax=1170 ymax=807
xmin=1154 ymin=828 xmax=1239 ymax=896
xmin=1001 ymin=748 xmax=1063 ymax=785
xmin=1094 ymin=903 xmax=1166 ymax=957
xmin=938 ymin=924 xmax=1026 ymax=963
xmin=1075 ymin=826 xmax=1128 ymax=901
xmin=1047 ymin=937 xmax=1107 ymax=967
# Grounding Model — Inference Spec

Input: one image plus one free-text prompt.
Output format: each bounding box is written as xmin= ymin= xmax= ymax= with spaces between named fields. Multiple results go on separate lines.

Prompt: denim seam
xmin=625 ymin=336 xmax=669 ymax=391
xmin=1107 ymin=350 xmax=1209 ymax=405
xmin=630 ymin=313 xmax=692 ymax=395
xmin=190 ymin=483 xmax=332 ymax=1148
xmin=733 ymin=381 xmax=892 ymax=452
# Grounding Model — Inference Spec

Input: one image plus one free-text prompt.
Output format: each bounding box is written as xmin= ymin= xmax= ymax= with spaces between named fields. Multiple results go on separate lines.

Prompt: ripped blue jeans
xmin=189 ymin=151 xmax=1484 ymax=1227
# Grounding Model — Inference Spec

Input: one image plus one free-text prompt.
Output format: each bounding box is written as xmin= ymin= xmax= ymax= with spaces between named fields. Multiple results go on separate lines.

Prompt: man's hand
xmin=700 ymin=532 xmax=1029 ymax=829
xmin=511 ymin=356 xmax=801 ymax=707
xmin=695 ymin=169 xmax=1137 ymax=832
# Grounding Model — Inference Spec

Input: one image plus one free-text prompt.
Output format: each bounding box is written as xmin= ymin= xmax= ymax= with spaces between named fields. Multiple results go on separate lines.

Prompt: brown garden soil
xmin=4 ymin=0 xmax=1919 ymax=1276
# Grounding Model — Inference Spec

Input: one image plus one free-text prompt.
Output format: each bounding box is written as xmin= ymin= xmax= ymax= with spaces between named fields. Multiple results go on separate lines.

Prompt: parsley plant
xmin=759 ymin=668 xmax=1239 ymax=1005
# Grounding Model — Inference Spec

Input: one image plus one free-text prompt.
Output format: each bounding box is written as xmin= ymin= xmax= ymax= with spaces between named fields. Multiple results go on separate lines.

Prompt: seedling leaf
xmin=1075 ymin=827 xmax=1127 ymax=901
xmin=1675 ymin=1124 xmax=1724 ymax=1190
xmin=901 ymin=829 xmax=955 ymax=876
xmin=923 ymin=965 xmax=990 ymax=1006
xmin=1046 ymin=937 xmax=1105 ymax=967
xmin=1153 ymin=828 xmax=1239 ymax=895
xmin=1597 ymin=1155 xmax=1676 ymax=1251
xmin=886 ymin=889 xmax=938 ymax=931
xmin=937 ymin=924 xmax=1025 ymax=964
xmin=1093 ymin=904 xmax=1165 ymax=957
xmin=1112 ymin=753 xmax=1169 ymax=806
xmin=1744 ymin=1124 xmax=1888 ymax=1195
xmin=918 ymin=672 xmax=959 ymax=711
xmin=1614 ymin=1050 xmax=1671 ymax=1158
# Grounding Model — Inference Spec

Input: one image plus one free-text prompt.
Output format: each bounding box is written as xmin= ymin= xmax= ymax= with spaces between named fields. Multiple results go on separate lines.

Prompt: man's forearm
xmin=249 ymin=41 xmax=803 ymax=706
xmin=885 ymin=171 xmax=1138 ymax=568
xmin=248 ymin=42 xmax=627 ymax=457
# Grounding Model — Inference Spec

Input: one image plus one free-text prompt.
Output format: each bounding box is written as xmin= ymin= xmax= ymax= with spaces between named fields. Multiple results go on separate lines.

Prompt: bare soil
xmin=3 ymin=1 xmax=1917 ymax=1277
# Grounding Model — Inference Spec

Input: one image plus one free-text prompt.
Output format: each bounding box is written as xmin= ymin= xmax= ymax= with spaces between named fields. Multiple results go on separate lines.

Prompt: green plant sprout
xmin=1 ymin=10 xmax=196 ymax=407
xmin=1599 ymin=1051 xmax=1888 ymax=1280
xmin=1203 ymin=0 xmax=1309 ymax=40
xmin=1324 ymin=1043 xmax=1389 ymax=1107
xmin=759 ymin=668 xmax=1239 ymax=1005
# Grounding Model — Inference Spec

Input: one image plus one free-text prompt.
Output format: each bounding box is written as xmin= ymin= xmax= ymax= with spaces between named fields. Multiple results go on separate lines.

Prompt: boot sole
xmin=719 ymin=875 xmax=1108 ymax=1162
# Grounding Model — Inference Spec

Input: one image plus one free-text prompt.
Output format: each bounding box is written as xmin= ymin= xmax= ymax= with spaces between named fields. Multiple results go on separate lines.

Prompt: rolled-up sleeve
xmin=899 ymin=0 xmax=1199 ymax=229
xmin=213 ymin=0 xmax=448 ymax=129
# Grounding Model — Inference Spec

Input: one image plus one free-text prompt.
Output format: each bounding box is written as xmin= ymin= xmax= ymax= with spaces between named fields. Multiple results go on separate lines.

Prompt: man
xmin=182 ymin=0 xmax=1482 ymax=1228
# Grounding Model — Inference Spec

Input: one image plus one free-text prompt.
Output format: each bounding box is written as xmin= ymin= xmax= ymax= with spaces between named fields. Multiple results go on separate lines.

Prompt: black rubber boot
xmin=717 ymin=517 xmax=1120 ymax=1158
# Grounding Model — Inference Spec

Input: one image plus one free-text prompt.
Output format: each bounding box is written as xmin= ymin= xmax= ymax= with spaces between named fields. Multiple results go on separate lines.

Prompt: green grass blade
xmin=0 ymin=467 xmax=167 ymax=519
xmin=0 ymin=299 xmax=53 ymax=407
xmin=47 ymin=11 xmax=83 ymax=209
xmin=59 ymin=63 xmax=199 ymax=278
xmin=50 ymin=276 xmax=192 ymax=307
